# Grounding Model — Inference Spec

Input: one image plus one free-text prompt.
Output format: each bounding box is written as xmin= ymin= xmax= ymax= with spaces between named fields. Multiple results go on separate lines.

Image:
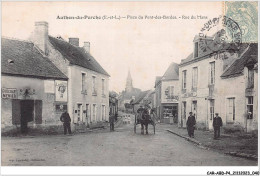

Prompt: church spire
xmin=125 ymin=69 xmax=133 ymax=92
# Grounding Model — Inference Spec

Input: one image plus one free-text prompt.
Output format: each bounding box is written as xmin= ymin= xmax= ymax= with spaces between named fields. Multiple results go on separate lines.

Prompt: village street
xmin=1 ymin=118 xmax=257 ymax=166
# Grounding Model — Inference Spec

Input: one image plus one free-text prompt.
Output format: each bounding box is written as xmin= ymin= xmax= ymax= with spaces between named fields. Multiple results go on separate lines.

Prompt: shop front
xmin=161 ymin=103 xmax=178 ymax=124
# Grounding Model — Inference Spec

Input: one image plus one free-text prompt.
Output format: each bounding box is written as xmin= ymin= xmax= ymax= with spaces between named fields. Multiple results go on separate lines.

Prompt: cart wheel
xmin=134 ymin=123 xmax=136 ymax=133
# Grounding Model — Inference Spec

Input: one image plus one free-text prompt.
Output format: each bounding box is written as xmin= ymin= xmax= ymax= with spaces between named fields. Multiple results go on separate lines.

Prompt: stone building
xmin=178 ymin=35 xmax=258 ymax=133
xmin=30 ymin=21 xmax=110 ymax=130
xmin=154 ymin=62 xmax=179 ymax=123
xmin=132 ymin=90 xmax=152 ymax=113
xmin=1 ymin=37 xmax=68 ymax=133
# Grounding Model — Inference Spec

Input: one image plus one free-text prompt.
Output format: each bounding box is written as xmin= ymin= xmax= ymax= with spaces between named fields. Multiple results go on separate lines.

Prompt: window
xmin=92 ymin=76 xmax=97 ymax=95
xmin=169 ymin=86 xmax=174 ymax=97
xmin=210 ymin=62 xmax=215 ymax=85
xmin=227 ymin=98 xmax=235 ymax=122
xmin=209 ymin=100 xmax=214 ymax=120
xmin=194 ymin=42 xmax=198 ymax=58
xmin=192 ymin=67 xmax=198 ymax=89
xmin=81 ymin=73 xmax=86 ymax=93
xmin=247 ymin=96 xmax=253 ymax=119
xmin=92 ymin=104 xmax=97 ymax=121
xmin=248 ymin=68 xmax=254 ymax=88
xmin=182 ymin=70 xmax=187 ymax=89
xmin=102 ymin=79 xmax=105 ymax=95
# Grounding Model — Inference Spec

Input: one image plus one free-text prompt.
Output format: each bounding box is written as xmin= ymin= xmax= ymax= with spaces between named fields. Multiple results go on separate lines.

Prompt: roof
xmin=180 ymin=40 xmax=250 ymax=67
xmin=120 ymin=88 xmax=142 ymax=100
xmin=221 ymin=43 xmax=258 ymax=78
xmin=1 ymin=37 xmax=68 ymax=80
xmin=49 ymin=36 xmax=110 ymax=76
xmin=132 ymin=90 xmax=150 ymax=105
xmin=161 ymin=62 xmax=179 ymax=80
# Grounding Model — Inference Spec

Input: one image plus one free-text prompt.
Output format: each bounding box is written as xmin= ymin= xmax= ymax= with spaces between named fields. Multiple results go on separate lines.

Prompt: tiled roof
xmin=132 ymin=90 xmax=150 ymax=105
xmin=121 ymin=88 xmax=142 ymax=100
xmin=1 ymin=37 xmax=67 ymax=80
xmin=49 ymin=36 xmax=110 ymax=76
xmin=221 ymin=43 xmax=258 ymax=78
xmin=180 ymin=43 xmax=250 ymax=66
xmin=162 ymin=62 xmax=179 ymax=80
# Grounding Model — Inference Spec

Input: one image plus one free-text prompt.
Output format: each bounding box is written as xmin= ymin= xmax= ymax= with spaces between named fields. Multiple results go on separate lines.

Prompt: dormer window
xmin=194 ymin=42 xmax=198 ymax=58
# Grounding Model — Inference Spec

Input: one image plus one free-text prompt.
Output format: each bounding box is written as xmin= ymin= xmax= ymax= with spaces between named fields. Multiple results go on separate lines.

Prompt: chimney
xmin=69 ymin=38 xmax=79 ymax=47
xmin=83 ymin=42 xmax=90 ymax=53
xmin=33 ymin=21 xmax=48 ymax=55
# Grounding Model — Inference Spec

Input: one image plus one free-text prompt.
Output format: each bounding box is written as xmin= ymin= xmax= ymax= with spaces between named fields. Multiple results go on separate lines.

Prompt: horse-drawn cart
xmin=134 ymin=111 xmax=156 ymax=134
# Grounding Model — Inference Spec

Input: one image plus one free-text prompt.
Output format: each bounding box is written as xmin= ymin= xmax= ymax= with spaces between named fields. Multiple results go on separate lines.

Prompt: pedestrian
xmin=109 ymin=113 xmax=115 ymax=131
xmin=213 ymin=113 xmax=223 ymax=140
xmin=186 ymin=112 xmax=196 ymax=138
xmin=60 ymin=111 xmax=72 ymax=135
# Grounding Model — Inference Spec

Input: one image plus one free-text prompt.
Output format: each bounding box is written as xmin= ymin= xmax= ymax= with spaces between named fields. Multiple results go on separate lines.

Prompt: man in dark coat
xmin=60 ymin=111 xmax=72 ymax=135
xmin=186 ymin=112 xmax=196 ymax=138
xmin=109 ymin=113 xmax=115 ymax=131
xmin=213 ymin=113 xmax=223 ymax=139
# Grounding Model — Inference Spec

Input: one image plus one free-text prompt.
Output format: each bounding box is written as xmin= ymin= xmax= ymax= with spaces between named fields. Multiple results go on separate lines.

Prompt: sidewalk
xmin=163 ymin=123 xmax=258 ymax=161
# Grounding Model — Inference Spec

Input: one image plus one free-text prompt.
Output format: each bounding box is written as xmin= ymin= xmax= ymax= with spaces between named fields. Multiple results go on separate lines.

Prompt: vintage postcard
xmin=1 ymin=1 xmax=259 ymax=175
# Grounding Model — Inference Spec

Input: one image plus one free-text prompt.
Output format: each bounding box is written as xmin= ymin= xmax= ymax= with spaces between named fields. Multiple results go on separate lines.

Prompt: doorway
xmin=20 ymin=100 xmax=34 ymax=134
xmin=182 ymin=102 xmax=186 ymax=127
xmin=192 ymin=101 xmax=197 ymax=119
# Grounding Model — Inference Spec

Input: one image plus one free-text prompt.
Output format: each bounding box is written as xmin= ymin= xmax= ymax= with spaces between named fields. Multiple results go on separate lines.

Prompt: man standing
xmin=60 ymin=111 xmax=72 ymax=135
xmin=109 ymin=113 xmax=115 ymax=131
xmin=186 ymin=112 xmax=196 ymax=138
xmin=213 ymin=113 xmax=223 ymax=139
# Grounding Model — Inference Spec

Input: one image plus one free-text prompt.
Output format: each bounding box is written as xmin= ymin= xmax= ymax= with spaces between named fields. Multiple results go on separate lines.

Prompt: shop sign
xmin=55 ymin=103 xmax=68 ymax=112
xmin=55 ymin=80 xmax=68 ymax=102
xmin=182 ymin=92 xmax=197 ymax=98
xmin=2 ymin=88 xmax=17 ymax=99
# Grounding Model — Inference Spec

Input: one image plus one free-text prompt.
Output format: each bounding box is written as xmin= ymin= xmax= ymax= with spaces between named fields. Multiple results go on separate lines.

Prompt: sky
xmin=2 ymin=2 xmax=222 ymax=93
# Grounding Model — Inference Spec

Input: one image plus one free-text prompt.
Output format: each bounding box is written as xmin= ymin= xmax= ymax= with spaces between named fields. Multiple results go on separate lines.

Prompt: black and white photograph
xmin=1 ymin=1 xmax=259 ymax=175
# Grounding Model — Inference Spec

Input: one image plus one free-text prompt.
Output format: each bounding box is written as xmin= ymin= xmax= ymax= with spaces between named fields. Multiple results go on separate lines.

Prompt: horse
xmin=137 ymin=108 xmax=151 ymax=134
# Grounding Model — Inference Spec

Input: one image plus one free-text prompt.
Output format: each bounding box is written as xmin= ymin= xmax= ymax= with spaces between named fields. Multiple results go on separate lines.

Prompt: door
xmin=85 ymin=104 xmax=89 ymax=124
xmin=172 ymin=105 xmax=178 ymax=123
xmin=20 ymin=100 xmax=34 ymax=133
xmin=182 ymin=102 xmax=186 ymax=127
xmin=77 ymin=104 xmax=83 ymax=122
xmin=192 ymin=101 xmax=197 ymax=119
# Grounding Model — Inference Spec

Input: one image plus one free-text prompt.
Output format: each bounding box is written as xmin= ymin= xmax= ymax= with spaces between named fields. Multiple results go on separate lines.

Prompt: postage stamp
xmin=224 ymin=1 xmax=258 ymax=43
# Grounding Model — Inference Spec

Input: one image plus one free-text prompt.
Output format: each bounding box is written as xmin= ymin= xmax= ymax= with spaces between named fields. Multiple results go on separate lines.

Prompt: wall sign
xmin=2 ymin=88 xmax=17 ymax=99
xmin=55 ymin=80 xmax=68 ymax=102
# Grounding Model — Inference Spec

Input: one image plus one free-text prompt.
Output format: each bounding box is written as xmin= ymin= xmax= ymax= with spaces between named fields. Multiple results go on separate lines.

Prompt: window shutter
xmin=12 ymin=99 xmax=21 ymax=125
xmin=35 ymin=100 xmax=42 ymax=124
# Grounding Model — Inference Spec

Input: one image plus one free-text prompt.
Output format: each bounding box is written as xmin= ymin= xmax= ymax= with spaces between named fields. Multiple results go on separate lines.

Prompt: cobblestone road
xmin=1 ymin=121 xmax=257 ymax=166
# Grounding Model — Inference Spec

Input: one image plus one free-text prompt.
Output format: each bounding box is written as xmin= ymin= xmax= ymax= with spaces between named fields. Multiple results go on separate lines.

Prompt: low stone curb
xmin=167 ymin=129 xmax=257 ymax=161
xmin=166 ymin=129 xmax=201 ymax=146
xmin=225 ymin=152 xmax=258 ymax=161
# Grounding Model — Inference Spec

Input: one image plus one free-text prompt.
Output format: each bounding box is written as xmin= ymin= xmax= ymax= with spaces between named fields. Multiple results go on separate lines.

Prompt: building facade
xmin=1 ymin=37 xmax=68 ymax=133
xmin=178 ymin=35 xmax=258 ymax=133
xmin=154 ymin=62 xmax=179 ymax=123
xmin=31 ymin=21 xmax=110 ymax=130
